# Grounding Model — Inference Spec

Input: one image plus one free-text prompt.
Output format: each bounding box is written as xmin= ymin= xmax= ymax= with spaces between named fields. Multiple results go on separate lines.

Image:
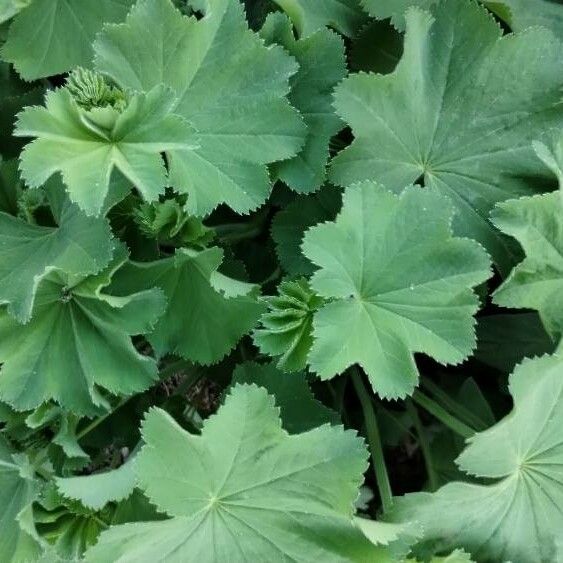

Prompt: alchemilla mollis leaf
xmin=85 ymin=384 xmax=379 ymax=562
xmin=0 ymin=248 xmax=166 ymax=415
xmin=94 ymin=0 xmax=306 ymax=216
xmin=330 ymin=0 xmax=563 ymax=271
xmin=302 ymin=182 xmax=491 ymax=399
xmin=387 ymin=352 xmax=563 ymax=562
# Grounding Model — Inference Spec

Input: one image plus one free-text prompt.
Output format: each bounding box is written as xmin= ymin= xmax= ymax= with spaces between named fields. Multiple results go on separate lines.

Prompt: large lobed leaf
xmin=388 ymin=353 xmax=563 ymax=562
xmin=330 ymin=0 xmax=563 ymax=272
xmin=0 ymin=248 xmax=166 ymax=415
xmin=94 ymin=0 xmax=306 ymax=216
xmin=85 ymin=384 xmax=378 ymax=562
xmin=1 ymin=0 xmax=135 ymax=80
xmin=109 ymin=246 xmax=264 ymax=364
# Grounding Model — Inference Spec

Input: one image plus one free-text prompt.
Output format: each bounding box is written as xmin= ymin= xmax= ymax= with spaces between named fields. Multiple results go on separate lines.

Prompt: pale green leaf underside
xmin=109 ymin=247 xmax=264 ymax=365
xmin=1 ymin=0 xmax=135 ymax=80
xmin=94 ymin=0 xmax=306 ymax=216
xmin=0 ymin=262 xmax=165 ymax=415
xmin=56 ymin=456 xmax=136 ymax=511
xmin=330 ymin=0 xmax=563 ymax=271
xmin=388 ymin=353 xmax=563 ymax=563
xmin=493 ymin=192 xmax=563 ymax=339
xmin=16 ymin=85 xmax=196 ymax=216
xmin=86 ymin=384 xmax=377 ymax=562
xmin=0 ymin=195 xmax=114 ymax=322
xmin=303 ymin=182 xmax=491 ymax=399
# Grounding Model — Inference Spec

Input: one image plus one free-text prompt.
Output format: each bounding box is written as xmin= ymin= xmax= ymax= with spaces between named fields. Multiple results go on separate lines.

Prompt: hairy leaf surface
xmin=16 ymin=85 xmax=196 ymax=216
xmin=95 ymin=0 xmax=306 ymax=216
xmin=86 ymin=384 xmax=377 ymax=562
xmin=331 ymin=0 xmax=563 ymax=270
xmin=303 ymin=182 xmax=491 ymax=399
xmin=388 ymin=353 xmax=563 ymax=562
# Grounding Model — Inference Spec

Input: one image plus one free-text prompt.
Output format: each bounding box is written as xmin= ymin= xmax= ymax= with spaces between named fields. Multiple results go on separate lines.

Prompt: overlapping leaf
xmin=493 ymin=192 xmax=563 ymax=339
xmin=0 ymin=184 xmax=114 ymax=322
xmin=272 ymin=0 xmax=367 ymax=38
xmin=302 ymin=182 xmax=491 ymax=399
xmin=260 ymin=13 xmax=346 ymax=193
xmin=0 ymin=437 xmax=42 ymax=562
xmin=232 ymin=361 xmax=338 ymax=432
xmin=15 ymin=84 xmax=196 ymax=216
xmin=94 ymin=0 xmax=306 ymax=216
xmin=1 ymin=0 xmax=135 ymax=80
xmin=0 ymin=249 xmax=166 ymax=415
xmin=85 ymin=384 xmax=377 ymax=562
xmin=109 ymin=247 xmax=264 ymax=364
xmin=330 ymin=0 xmax=563 ymax=271
xmin=387 ymin=353 xmax=563 ymax=563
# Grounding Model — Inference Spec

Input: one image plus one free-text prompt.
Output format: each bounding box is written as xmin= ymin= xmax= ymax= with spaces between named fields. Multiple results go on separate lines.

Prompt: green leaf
xmin=260 ymin=13 xmax=346 ymax=193
xmin=302 ymin=182 xmax=491 ymax=399
xmin=271 ymin=186 xmax=342 ymax=277
xmin=387 ymin=352 xmax=563 ymax=562
xmin=0 ymin=438 xmax=42 ymax=562
xmin=330 ymin=0 xmax=563 ymax=271
xmin=1 ymin=0 xmax=135 ymax=80
xmin=94 ymin=0 xmax=306 ymax=216
xmin=231 ymin=361 xmax=338 ymax=432
xmin=56 ymin=456 xmax=137 ymax=511
xmin=0 ymin=61 xmax=43 ymax=159
xmin=254 ymin=278 xmax=324 ymax=372
xmin=15 ymin=84 xmax=196 ymax=216
xmin=0 ymin=0 xmax=32 ymax=25
xmin=0 ymin=249 xmax=166 ymax=415
xmin=0 ymin=186 xmax=114 ymax=322
xmin=484 ymin=0 xmax=563 ymax=41
xmin=109 ymin=247 xmax=264 ymax=364
xmin=492 ymin=192 xmax=563 ymax=339
xmin=360 ymin=0 xmax=436 ymax=28
xmin=26 ymin=403 xmax=89 ymax=461
xmin=272 ymin=0 xmax=367 ymax=38
xmin=85 ymin=384 xmax=378 ymax=562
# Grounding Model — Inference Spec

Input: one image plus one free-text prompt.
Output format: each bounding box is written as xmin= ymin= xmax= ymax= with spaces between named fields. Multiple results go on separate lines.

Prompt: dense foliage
xmin=0 ymin=0 xmax=562 ymax=561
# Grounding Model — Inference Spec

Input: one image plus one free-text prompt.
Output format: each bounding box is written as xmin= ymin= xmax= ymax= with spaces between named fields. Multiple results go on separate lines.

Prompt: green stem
xmin=412 ymin=390 xmax=475 ymax=439
xmin=406 ymin=400 xmax=438 ymax=491
xmin=350 ymin=368 xmax=393 ymax=513
xmin=76 ymin=396 xmax=130 ymax=441
xmin=421 ymin=377 xmax=487 ymax=431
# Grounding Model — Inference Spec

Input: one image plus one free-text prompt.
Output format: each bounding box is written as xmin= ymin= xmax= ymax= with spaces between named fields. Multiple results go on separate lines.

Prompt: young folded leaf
xmin=85 ymin=384 xmax=378 ymax=562
xmin=1 ymin=0 xmax=135 ymax=80
xmin=15 ymin=83 xmax=196 ymax=216
xmin=0 ymin=249 xmax=166 ymax=415
xmin=260 ymin=13 xmax=346 ymax=193
xmin=254 ymin=278 xmax=324 ymax=372
xmin=302 ymin=182 xmax=491 ymax=399
xmin=109 ymin=247 xmax=264 ymax=364
xmin=493 ymin=192 xmax=563 ymax=340
xmin=387 ymin=352 xmax=563 ymax=563
xmin=330 ymin=0 xmax=563 ymax=272
xmin=0 ymin=189 xmax=114 ymax=323
xmin=94 ymin=0 xmax=306 ymax=216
